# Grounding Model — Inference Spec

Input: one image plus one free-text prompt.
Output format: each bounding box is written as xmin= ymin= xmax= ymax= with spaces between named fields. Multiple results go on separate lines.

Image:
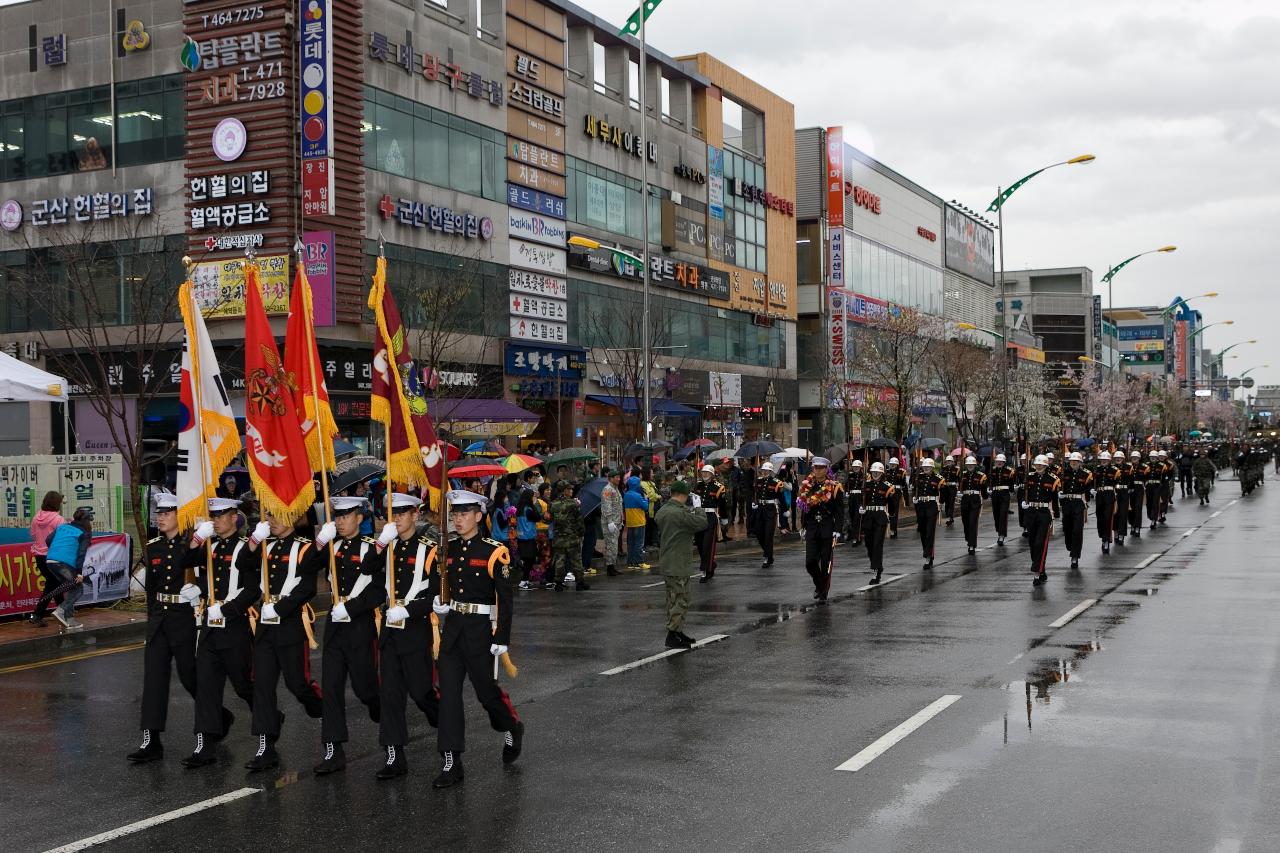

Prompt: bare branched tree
xmin=849 ymin=310 xmax=933 ymax=446
xmin=582 ymin=299 xmax=678 ymax=443
xmin=926 ymin=335 xmax=1003 ymax=446
xmin=1006 ymin=363 xmax=1066 ymax=449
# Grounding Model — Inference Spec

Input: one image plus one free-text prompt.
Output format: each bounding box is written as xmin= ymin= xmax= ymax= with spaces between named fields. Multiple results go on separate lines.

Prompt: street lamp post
xmin=1101 ymin=245 xmax=1177 ymax=371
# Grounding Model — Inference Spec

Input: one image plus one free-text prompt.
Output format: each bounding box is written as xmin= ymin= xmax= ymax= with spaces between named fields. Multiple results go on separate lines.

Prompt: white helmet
xmin=701 ymin=464 xmax=715 ymax=473
xmin=888 ymin=457 xmax=900 ymax=466
xmin=1157 ymin=450 xmax=1167 ymax=458
xmin=870 ymin=462 xmax=885 ymax=473
xmin=1099 ymin=451 xmax=1111 ymax=461
xmin=1130 ymin=450 xmax=1142 ymax=459
xmin=1019 ymin=453 xmax=1028 ymax=461
xmin=1033 ymin=454 xmax=1049 ymax=467
xmin=1046 ymin=452 xmax=1055 ymax=460
xmin=760 ymin=461 xmax=774 ymax=472
xmin=995 ymin=453 xmax=1007 ymax=463
xmin=1069 ymin=451 xmax=1083 ymax=462
xmin=964 ymin=456 xmax=977 ymax=466
xmin=1148 ymin=451 xmax=1159 ymax=459
xmin=921 ymin=457 xmax=935 ymax=468
xmin=852 ymin=459 xmax=863 ymax=468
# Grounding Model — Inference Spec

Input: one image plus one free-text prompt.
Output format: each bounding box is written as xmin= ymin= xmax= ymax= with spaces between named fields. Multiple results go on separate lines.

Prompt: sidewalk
xmin=0 ymin=604 xmax=147 ymax=666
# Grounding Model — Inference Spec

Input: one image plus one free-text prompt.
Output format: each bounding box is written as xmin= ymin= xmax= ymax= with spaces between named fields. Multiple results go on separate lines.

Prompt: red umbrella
xmin=684 ymin=438 xmax=718 ymax=449
xmin=449 ymin=463 xmax=507 ymax=478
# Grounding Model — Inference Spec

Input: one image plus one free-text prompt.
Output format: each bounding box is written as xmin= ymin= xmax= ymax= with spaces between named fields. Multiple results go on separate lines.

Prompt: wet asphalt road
xmin=7 ymin=478 xmax=1280 ymax=852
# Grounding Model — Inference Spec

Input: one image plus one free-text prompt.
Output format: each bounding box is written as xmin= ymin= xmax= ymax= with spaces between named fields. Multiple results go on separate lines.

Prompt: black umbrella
xmin=575 ymin=477 xmax=607 ymax=517
xmin=823 ymin=443 xmax=857 ymax=466
xmin=623 ymin=441 xmax=672 ymax=459
xmin=330 ymin=455 xmax=385 ymax=495
xmin=735 ymin=440 xmax=782 ymax=459
xmin=919 ymin=437 xmax=946 ymax=450
xmin=976 ymin=443 xmax=996 ymax=459
xmin=866 ymin=437 xmax=899 ymax=450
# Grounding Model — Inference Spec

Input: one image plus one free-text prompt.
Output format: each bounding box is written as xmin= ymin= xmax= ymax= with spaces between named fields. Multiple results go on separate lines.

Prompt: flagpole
xmin=296 ymin=243 xmax=339 ymax=607
xmin=377 ymin=242 xmax=396 ymax=612
xmin=183 ymin=258 xmax=215 ymax=589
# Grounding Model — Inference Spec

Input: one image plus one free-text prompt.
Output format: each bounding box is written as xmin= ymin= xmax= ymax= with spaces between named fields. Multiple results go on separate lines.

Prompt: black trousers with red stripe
xmin=1095 ymin=492 xmax=1117 ymax=543
xmin=378 ymin=623 xmax=439 ymax=748
xmin=696 ymin=513 xmax=719 ymax=576
xmin=437 ymin=614 xmax=518 ymax=755
xmin=251 ymin=624 xmax=323 ymax=737
xmin=1114 ymin=489 xmax=1130 ymax=538
xmin=1027 ymin=509 xmax=1053 ymax=575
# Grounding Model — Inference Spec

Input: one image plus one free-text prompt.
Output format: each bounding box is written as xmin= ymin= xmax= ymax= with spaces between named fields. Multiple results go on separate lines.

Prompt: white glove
xmin=206 ymin=603 xmax=224 ymax=625
xmin=250 ymin=522 xmax=271 ymax=545
xmin=490 ymin=644 xmax=508 ymax=657
xmin=832 ymin=533 xmax=842 ymax=542
xmin=260 ymin=602 xmax=278 ymax=622
xmin=1021 ymin=501 xmax=1030 ymax=510
xmin=330 ymin=602 xmax=349 ymax=622
xmin=179 ymin=583 xmax=201 ymax=605
xmin=386 ymin=605 xmax=409 ymax=622
xmin=607 ymin=521 xmax=618 ymax=534
xmin=377 ymin=523 xmax=398 ymax=548
xmin=315 ymin=521 xmax=337 ymax=547
xmin=690 ymin=493 xmax=702 ymax=508
xmin=191 ymin=521 xmax=215 ymax=546
xmin=432 ymin=595 xmax=450 ymax=616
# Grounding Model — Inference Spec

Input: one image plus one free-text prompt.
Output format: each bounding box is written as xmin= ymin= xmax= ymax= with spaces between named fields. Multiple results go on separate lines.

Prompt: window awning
xmin=585 ymin=395 xmax=700 ymax=417
xmin=428 ymin=399 xmax=541 ymax=437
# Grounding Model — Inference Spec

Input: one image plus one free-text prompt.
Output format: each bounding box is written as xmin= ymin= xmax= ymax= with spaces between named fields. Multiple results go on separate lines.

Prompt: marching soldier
xmin=958 ymin=456 xmax=988 ymax=554
xmin=1058 ymin=452 xmax=1093 ymax=569
xmin=861 ymin=462 xmax=896 ymax=585
xmin=1126 ymin=450 xmax=1147 ymax=539
xmin=1093 ymin=451 xmax=1120 ymax=554
xmin=245 ymin=510 xmax=324 ymax=771
xmin=1158 ymin=449 xmax=1175 ymax=523
xmin=844 ymin=459 xmax=866 ymax=546
xmin=1144 ymin=450 xmax=1164 ymax=530
xmin=313 ymin=496 xmax=386 ymax=776
xmin=182 ymin=498 xmax=260 ymax=769
xmin=1114 ymin=450 xmax=1133 ymax=546
xmin=939 ymin=455 xmax=959 ymax=526
xmin=799 ymin=458 xmax=845 ymax=602
xmin=1015 ymin=453 xmax=1030 ymax=538
xmin=1192 ymin=449 xmax=1217 ymax=504
xmin=885 ymin=457 xmax=908 ymax=539
xmin=433 ymin=490 xmax=524 ymax=789
xmin=1045 ymin=451 xmax=1062 ymax=479
xmin=754 ymin=461 xmax=784 ymax=567
xmin=127 ymin=492 xmax=203 ymax=764
xmin=1022 ymin=455 xmax=1060 ymax=586
xmin=989 ymin=453 xmax=1016 ymax=546
xmin=375 ymin=493 xmax=440 ymax=780
xmin=911 ymin=457 xmax=944 ymax=570
xmin=693 ymin=464 xmax=726 ymax=581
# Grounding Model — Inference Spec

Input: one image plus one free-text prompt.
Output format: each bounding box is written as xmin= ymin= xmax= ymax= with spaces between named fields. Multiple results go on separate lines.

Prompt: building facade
xmin=996 ymin=266 xmax=1095 ymax=410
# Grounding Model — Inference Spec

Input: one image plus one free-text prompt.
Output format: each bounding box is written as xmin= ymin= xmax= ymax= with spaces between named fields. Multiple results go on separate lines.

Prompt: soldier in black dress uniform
xmin=692 ymin=465 xmax=726 ymax=581
xmin=958 ymin=456 xmax=988 ymax=554
xmin=245 ymin=510 xmax=324 ymax=771
xmin=1127 ymin=450 xmax=1147 ymax=539
xmin=885 ymin=457 xmax=908 ymax=538
xmin=1022 ymin=455 xmax=1061 ymax=586
xmin=988 ymin=453 xmax=1016 ymax=546
xmin=844 ymin=459 xmax=865 ymax=545
xmin=753 ymin=461 xmax=784 ymax=567
xmin=1113 ymin=451 xmax=1132 ymax=546
xmin=1058 ymin=451 xmax=1094 ymax=569
xmin=939 ymin=455 xmax=959 ymax=526
xmin=375 ymin=493 xmax=440 ymax=780
xmin=182 ymin=497 xmax=260 ymax=768
xmin=861 ymin=462 xmax=896 ymax=584
xmin=911 ymin=457 xmax=943 ymax=569
xmin=127 ymin=492 xmax=202 ymax=764
xmin=798 ymin=457 xmax=844 ymax=602
xmin=313 ymin=496 xmax=386 ymax=775
xmin=1093 ymin=450 xmax=1120 ymax=554
xmin=433 ymin=490 xmax=523 ymax=789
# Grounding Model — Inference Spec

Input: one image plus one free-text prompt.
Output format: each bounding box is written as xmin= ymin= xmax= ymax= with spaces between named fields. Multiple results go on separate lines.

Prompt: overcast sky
xmin=596 ymin=0 xmax=1280 ymax=393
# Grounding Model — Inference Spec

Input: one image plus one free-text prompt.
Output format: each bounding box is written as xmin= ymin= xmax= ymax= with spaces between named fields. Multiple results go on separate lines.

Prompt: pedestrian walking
xmin=989 ymin=454 xmax=1016 ymax=546
xmin=549 ymin=482 xmax=587 ymax=591
xmin=753 ymin=461 xmax=784 ymax=567
xmin=693 ymin=465 xmax=726 ymax=582
xmin=799 ymin=458 xmax=844 ymax=602
xmin=182 ymin=498 xmax=259 ymax=769
xmin=600 ymin=469 xmax=624 ymax=576
xmin=911 ymin=457 xmax=943 ymax=570
xmin=958 ymin=456 xmax=988 ymax=554
xmin=373 ymin=493 xmax=441 ymax=780
xmin=623 ymin=475 xmax=650 ymax=571
xmin=42 ymin=508 xmax=93 ymax=630
xmin=861 ymin=462 xmax=896 ymax=584
xmin=27 ymin=491 xmax=65 ymax=627
xmin=432 ymin=490 xmax=524 ymax=789
xmin=313 ymin=496 xmax=386 ymax=776
xmin=1022 ymin=455 xmax=1060 ymax=586
xmin=1058 ymin=451 xmax=1093 ymax=569
xmin=127 ymin=492 xmax=202 ymax=764
xmin=655 ymin=480 xmax=709 ymax=649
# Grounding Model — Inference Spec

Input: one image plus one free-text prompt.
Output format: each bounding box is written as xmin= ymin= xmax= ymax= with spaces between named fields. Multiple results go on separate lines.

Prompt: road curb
xmin=0 ymin=614 xmax=148 ymax=667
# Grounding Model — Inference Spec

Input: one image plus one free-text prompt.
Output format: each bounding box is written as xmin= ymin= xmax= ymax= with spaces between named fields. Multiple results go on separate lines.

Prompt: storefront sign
xmin=674 ymin=163 xmax=706 ymax=184
xmin=943 ymin=207 xmax=994 ymax=283
xmin=191 ymin=31 xmax=286 ymax=71
xmin=367 ymin=32 xmax=503 ymax=105
xmin=826 ymin=127 xmax=845 ymax=228
xmin=191 ymin=200 xmax=270 ymax=230
xmin=302 ymin=230 xmax=336 ymax=326
xmin=42 ymin=34 xmax=67 ymax=67
xmin=509 ymin=292 xmax=567 ymax=323
xmin=917 ymin=226 xmax=937 ymax=242
xmin=122 ymin=20 xmax=151 ymax=52
xmin=566 ymin=243 xmax=729 ymax=300
xmin=509 ymin=80 xmax=564 ymax=120
xmin=662 ymin=202 xmax=707 ymax=255
xmin=30 ymin=189 xmax=154 ymax=226
xmin=190 ymin=170 xmax=270 ymax=229
xmin=728 ymin=178 xmax=794 ymax=216
xmin=1132 ymin=340 xmax=1165 ymax=353
xmin=1092 ymin=294 xmax=1104 ymax=363
xmin=507 ymin=184 xmax=566 ymax=220
xmin=0 ymin=534 xmax=131 ymax=617
xmin=0 ymin=200 xmax=22 ymax=231
xmin=508 ymin=210 xmax=567 ymax=248
xmin=848 ymin=185 xmax=881 ymax=214
xmin=509 ymin=139 xmax=565 ymax=175
xmin=828 ymin=288 xmax=847 ymax=367
xmin=204 ymin=233 xmax=264 ymax=252
xmin=507 ymin=51 xmax=564 ymax=94
xmin=506 ymin=160 xmax=567 ymax=197
xmin=514 ymin=378 xmax=579 ymax=400
xmin=1119 ymin=324 xmax=1164 ymax=341
xmin=299 ymin=0 xmax=335 ymax=215
xmin=847 ymin=291 xmax=890 ymax=324
xmin=708 ymin=372 xmax=743 ymax=407
xmin=504 ymin=342 xmax=584 ymax=378
xmin=213 ymin=117 xmax=248 ymax=161
xmin=1007 ymin=342 xmax=1046 ymax=364
xmin=508 ymin=268 xmax=568 ymax=300
xmin=583 ymin=115 xmax=656 ymax=161
xmin=509 ymin=316 xmax=567 ymax=343
xmin=1175 ymin=319 xmax=1189 ymax=380
xmin=192 ymin=255 xmax=290 ymax=317
xmin=0 ymin=455 xmax=124 ymax=534
xmin=707 ymin=145 xmax=724 ymax=221
xmin=509 ymin=110 xmax=565 ymax=152
xmin=509 ymin=239 xmax=566 ymax=275
xmin=828 ymin=228 xmax=844 ymax=287
xmin=377 ymin=194 xmax=495 ymax=240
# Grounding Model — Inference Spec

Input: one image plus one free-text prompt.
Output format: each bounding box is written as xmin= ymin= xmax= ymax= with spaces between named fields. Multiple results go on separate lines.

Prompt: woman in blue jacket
xmin=45 ymin=509 xmax=93 ymax=629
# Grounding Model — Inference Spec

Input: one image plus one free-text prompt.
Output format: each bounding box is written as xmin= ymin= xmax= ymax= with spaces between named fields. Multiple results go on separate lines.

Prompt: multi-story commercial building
xmin=996 ymin=266 xmax=1096 ymax=411
xmin=0 ymin=0 xmax=799 ymax=463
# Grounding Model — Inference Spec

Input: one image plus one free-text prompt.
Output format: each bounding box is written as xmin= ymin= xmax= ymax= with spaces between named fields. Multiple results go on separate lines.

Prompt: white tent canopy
xmin=0 ymin=350 xmax=68 ymax=402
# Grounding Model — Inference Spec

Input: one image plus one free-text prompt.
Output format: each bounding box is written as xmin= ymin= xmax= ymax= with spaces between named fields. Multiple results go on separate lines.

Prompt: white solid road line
xmin=1135 ymin=554 xmax=1159 ymax=569
xmin=640 ymin=581 xmax=665 ymax=588
xmin=43 ymin=788 xmax=259 ymax=853
xmin=856 ymin=574 xmax=907 ymax=592
xmin=836 ymin=694 xmax=962 ymax=772
xmin=1048 ymin=598 xmax=1098 ymax=629
xmin=1210 ymin=510 xmax=1223 ymax=519
xmin=1181 ymin=528 xmax=1196 ymax=538
xmin=600 ymin=634 xmax=728 ymax=676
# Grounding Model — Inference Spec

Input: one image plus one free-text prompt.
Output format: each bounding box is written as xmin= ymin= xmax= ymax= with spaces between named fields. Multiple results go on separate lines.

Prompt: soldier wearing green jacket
xmin=549 ymin=482 xmax=588 ymax=591
xmin=655 ymin=479 xmax=709 ymax=649
xmin=1191 ymin=451 xmax=1217 ymax=505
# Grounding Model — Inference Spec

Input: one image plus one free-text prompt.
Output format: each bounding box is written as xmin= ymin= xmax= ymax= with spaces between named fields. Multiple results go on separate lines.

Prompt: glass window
xmin=416 ymin=116 xmax=448 ymax=187
xmin=375 ymin=104 xmax=412 ymax=177
xmin=448 ymin=127 xmax=481 ymax=195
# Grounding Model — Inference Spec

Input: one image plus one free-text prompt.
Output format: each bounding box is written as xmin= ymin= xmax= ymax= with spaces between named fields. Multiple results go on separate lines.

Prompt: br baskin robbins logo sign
xmin=508 ymin=210 xmax=567 ymax=248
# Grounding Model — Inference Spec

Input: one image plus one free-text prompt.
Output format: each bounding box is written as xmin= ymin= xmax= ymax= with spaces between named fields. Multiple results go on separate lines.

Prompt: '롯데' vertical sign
xmin=300 ymin=0 xmax=334 ymax=216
